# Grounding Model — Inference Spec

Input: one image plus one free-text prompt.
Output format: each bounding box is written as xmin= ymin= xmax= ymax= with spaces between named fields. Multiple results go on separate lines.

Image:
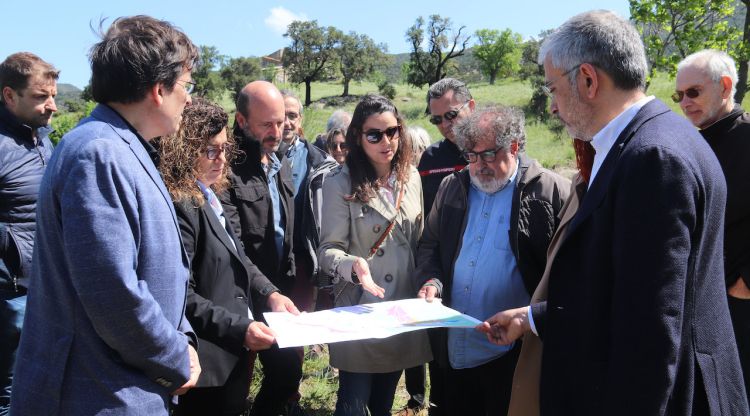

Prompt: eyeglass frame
xmin=362 ymin=125 xmax=401 ymax=144
xmin=428 ymin=101 xmax=470 ymax=125
xmin=285 ymin=111 xmax=301 ymax=121
xmin=541 ymin=64 xmax=582 ymax=98
xmin=177 ymin=79 xmax=196 ymax=94
xmin=203 ymin=143 xmax=233 ymax=160
xmin=463 ymin=147 xmax=505 ymax=164
xmin=671 ymin=87 xmax=701 ymax=103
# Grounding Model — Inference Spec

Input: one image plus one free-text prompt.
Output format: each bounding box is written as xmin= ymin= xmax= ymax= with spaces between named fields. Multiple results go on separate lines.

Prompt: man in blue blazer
xmin=11 ymin=16 xmax=201 ymax=415
xmin=480 ymin=10 xmax=749 ymax=415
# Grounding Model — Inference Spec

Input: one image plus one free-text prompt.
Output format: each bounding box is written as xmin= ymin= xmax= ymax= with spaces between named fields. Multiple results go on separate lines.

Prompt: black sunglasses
xmin=204 ymin=143 xmax=233 ymax=160
xmin=671 ymin=87 xmax=701 ymax=103
xmin=463 ymin=147 xmax=503 ymax=164
xmin=429 ymin=101 xmax=469 ymax=125
xmin=363 ymin=126 xmax=401 ymax=144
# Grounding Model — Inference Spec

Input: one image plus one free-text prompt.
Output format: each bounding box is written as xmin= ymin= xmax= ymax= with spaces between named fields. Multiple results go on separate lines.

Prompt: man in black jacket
xmin=675 ymin=49 xmax=750 ymax=404
xmin=222 ymin=80 xmax=303 ymax=416
xmin=0 ymin=52 xmax=57 ymax=414
xmin=416 ymin=106 xmax=570 ymax=415
xmin=418 ymin=78 xmax=474 ymax=215
xmin=278 ymin=90 xmax=337 ymax=312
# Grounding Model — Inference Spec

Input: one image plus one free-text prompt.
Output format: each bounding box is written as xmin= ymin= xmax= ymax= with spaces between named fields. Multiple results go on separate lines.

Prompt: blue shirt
xmin=448 ymin=165 xmax=530 ymax=369
xmin=264 ymin=153 xmax=286 ymax=260
xmin=285 ymin=137 xmax=309 ymax=196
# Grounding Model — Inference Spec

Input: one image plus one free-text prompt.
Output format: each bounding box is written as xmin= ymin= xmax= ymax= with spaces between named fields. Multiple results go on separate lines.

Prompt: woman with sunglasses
xmin=326 ymin=128 xmax=348 ymax=164
xmin=318 ymin=94 xmax=432 ymax=416
xmin=159 ymin=99 xmax=298 ymax=416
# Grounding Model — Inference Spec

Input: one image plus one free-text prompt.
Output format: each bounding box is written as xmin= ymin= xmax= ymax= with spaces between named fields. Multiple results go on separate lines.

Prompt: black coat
xmin=534 ymin=99 xmax=749 ymax=415
xmin=175 ymin=199 xmax=277 ymax=387
xmin=223 ymin=135 xmax=296 ymax=297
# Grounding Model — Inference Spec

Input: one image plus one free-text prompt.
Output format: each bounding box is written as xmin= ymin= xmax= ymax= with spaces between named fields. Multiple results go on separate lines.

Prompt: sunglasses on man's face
xmin=428 ymin=101 xmax=469 ymax=125
xmin=363 ymin=126 xmax=401 ymax=144
xmin=671 ymin=87 xmax=701 ymax=103
xmin=204 ymin=143 xmax=233 ymax=160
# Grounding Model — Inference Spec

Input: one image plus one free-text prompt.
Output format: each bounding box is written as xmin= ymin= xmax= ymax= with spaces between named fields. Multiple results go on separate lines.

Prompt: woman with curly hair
xmin=159 ymin=98 xmax=298 ymax=416
xmin=317 ymin=94 xmax=432 ymax=415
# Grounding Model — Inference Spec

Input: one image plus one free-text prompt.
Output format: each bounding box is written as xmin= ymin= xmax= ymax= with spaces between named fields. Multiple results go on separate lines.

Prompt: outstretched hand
xmin=352 ymin=257 xmax=385 ymax=298
xmin=476 ymin=306 xmax=531 ymax=346
xmin=267 ymin=292 xmax=301 ymax=315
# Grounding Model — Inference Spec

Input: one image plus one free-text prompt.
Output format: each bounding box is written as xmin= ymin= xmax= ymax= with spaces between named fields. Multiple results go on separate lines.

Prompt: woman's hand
xmin=267 ymin=292 xmax=301 ymax=315
xmin=352 ymin=257 xmax=385 ymax=298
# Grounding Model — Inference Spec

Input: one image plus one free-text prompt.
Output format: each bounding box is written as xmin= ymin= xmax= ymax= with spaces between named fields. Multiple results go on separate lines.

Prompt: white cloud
xmin=264 ymin=7 xmax=308 ymax=35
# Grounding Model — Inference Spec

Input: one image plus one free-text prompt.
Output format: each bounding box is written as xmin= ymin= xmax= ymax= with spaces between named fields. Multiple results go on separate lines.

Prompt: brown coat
xmin=507 ymin=174 xmax=585 ymax=416
xmin=317 ymin=164 xmax=432 ymax=373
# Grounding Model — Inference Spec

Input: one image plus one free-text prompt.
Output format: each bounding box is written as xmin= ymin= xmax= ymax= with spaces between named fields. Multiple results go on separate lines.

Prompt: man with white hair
xmin=675 ymin=49 xmax=750 ymax=404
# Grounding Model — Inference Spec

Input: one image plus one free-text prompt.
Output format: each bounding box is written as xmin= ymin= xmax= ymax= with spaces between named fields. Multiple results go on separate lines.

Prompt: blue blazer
xmin=534 ymin=99 xmax=749 ymax=415
xmin=12 ymin=105 xmax=194 ymax=415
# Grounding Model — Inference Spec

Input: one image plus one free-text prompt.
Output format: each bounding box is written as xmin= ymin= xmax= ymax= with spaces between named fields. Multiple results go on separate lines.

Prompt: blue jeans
xmin=0 ymin=291 xmax=25 ymax=416
xmin=334 ymin=370 xmax=401 ymax=416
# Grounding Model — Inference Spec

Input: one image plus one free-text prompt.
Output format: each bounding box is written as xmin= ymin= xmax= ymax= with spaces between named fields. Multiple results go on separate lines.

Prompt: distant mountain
xmin=55 ymin=83 xmax=83 ymax=112
xmin=382 ymin=48 xmax=484 ymax=84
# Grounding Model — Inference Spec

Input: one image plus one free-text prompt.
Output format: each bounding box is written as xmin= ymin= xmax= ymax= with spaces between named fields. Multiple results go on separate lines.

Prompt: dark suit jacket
xmin=533 ymin=99 xmax=749 ymax=415
xmin=175 ymin=199 xmax=278 ymax=387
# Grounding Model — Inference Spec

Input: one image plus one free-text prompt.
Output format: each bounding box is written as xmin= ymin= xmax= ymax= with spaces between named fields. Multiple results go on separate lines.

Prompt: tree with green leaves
xmin=219 ymin=57 xmax=262 ymax=101
xmin=193 ymin=45 xmax=226 ymax=100
xmin=338 ymin=32 xmax=388 ymax=96
xmin=283 ymin=20 xmax=342 ymax=106
xmin=629 ymin=0 xmax=740 ymax=88
xmin=732 ymin=0 xmax=750 ymax=102
xmin=473 ymin=29 xmax=522 ymax=84
xmin=405 ymin=15 xmax=470 ymax=87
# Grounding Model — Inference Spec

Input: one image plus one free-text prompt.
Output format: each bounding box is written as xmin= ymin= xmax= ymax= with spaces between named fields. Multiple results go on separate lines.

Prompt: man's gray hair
xmin=326 ymin=109 xmax=351 ymax=132
xmin=407 ymin=126 xmax=432 ymax=155
xmin=538 ymin=10 xmax=648 ymax=91
xmin=678 ymin=49 xmax=738 ymax=99
xmin=454 ymin=106 xmax=526 ymax=152
xmin=426 ymin=77 xmax=473 ymax=109
xmin=279 ymin=89 xmax=303 ymax=110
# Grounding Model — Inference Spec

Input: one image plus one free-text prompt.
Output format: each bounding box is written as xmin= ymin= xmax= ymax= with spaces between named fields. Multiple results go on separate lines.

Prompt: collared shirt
xmin=264 ymin=152 xmax=286 ymax=260
xmin=195 ymin=180 xmax=236 ymax=252
xmin=285 ymin=136 xmax=309 ymax=196
xmin=448 ymin=164 xmax=529 ymax=369
xmin=589 ymin=95 xmax=655 ymax=187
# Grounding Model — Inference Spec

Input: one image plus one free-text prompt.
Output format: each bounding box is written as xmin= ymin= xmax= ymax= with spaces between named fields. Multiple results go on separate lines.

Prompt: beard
xmin=470 ymin=167 xmax=511 ymax=194
xmin=241 ymin=126 xmax=280 ymax=154
xmin=558 ymin=86 xmax=594 ymax=142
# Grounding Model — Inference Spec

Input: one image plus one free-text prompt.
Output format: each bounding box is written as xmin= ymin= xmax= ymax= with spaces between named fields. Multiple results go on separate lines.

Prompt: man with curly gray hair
xmin=414 ymin=105 xmax=570 ymax=415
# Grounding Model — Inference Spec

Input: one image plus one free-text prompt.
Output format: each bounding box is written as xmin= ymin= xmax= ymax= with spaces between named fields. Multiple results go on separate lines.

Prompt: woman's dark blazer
xmin=174 ymin=198 xmax=279 ymax=387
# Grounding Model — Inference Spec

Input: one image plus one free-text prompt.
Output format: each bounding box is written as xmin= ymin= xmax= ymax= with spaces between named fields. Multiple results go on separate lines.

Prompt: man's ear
xmin=235 ymin=112 xmax=247 ymax=130
xmin=510 ymin=140 xmax=519 ymax=156
xmin=468 ymin=99 xmax=476 ymax=111
xmin=2 ymin=86 xmax=18 ymax=107
xmin=720 ymin=75 xmax=734 ymax=100
xmin=150 ymin=83 xmax=164 ymax=106
xmin=579 ymin=63 xmax=599 ymax=99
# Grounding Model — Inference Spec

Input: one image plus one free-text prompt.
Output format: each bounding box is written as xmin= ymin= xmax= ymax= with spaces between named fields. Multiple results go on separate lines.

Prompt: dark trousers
xmin=729 ymin=295 xmax=750 ymax=405
xmin=404 ymin=364 xmax=426 ymax=408
xmin=251 ymin=340 xmax=303 ymax=415
xmin=334 ymin=370 xmax=402 ymax=416
xmin=433 ymin=343 xmax=520 ymax=416
xmin=174 ymin=352 xmax=253 ymax=416
xmin=0 ymin=290 xmax=24 ymax=416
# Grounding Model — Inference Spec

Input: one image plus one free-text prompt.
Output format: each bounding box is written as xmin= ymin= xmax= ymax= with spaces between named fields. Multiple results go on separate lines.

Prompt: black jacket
xmin=0 ymin=105 xmax=53 ymax=290
xmin=700 ymin=105 xmax=750 ymax=288
xmin=417 ymin=138 xmax=467 ymax=216
xmin=175 ymin=199 xmax=278 ymax=387
xmin=534 ymin=100 xmax=748 ymax=415
xmin=415 ymin=155 xmax=570 ymax=367
xmin=279 ymin=138 xmax=338 ymax=279
xmin=223 ymin=133 xmax=296 ymax=296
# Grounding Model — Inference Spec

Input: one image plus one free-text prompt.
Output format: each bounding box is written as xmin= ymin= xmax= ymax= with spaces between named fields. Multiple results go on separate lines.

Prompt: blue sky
xmin=1 ymin=0 xmax=630 ymax=89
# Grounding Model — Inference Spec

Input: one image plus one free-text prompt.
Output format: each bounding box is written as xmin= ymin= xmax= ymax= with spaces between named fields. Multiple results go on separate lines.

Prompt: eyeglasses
xmin=330 ymin=142 xmax=349 ymax=151
xmin=671 ymin=87 xmax=701 ymax=103
xmin=285 ymin=112 xmax=300 ymax=121
xmin=177 ymin=80 xmax=196 ymax=94
xmin=429 ymin=101 xmax=469 ymax=125
xmin=541 ymin=64 xmax=582 ymax=98
xmin=363 ymin=125 xmax=400 ymax=144
xmin=204 ymin=143 xmax=233 ymax=160
xmin=463 ymin=147 xmax=504 ymax=164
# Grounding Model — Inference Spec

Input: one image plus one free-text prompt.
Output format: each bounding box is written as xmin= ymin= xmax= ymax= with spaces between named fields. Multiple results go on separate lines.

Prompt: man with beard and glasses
xmin=0 ymin=52 xmax=58 ymax=415
xmin=415 ymin=106 xmax=569 ymax=415
xmin=222 ymin=80 xmax=305 ymax=416
xmin=480 ymin=11 xmax=748 ymax=415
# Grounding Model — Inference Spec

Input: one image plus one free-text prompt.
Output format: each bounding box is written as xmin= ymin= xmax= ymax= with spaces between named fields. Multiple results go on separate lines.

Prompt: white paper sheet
xmin=264 ymin=298 xmax=482 ymax=348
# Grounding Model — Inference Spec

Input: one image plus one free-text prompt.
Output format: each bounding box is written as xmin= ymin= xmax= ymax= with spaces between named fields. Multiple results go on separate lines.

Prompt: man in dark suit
xmin=480 ymin=10 xmax=749 ymax=415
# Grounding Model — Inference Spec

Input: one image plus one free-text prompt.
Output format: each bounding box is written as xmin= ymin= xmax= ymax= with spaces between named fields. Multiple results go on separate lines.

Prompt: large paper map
xmin=264 ymin=298 xmax=481 ymax=348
